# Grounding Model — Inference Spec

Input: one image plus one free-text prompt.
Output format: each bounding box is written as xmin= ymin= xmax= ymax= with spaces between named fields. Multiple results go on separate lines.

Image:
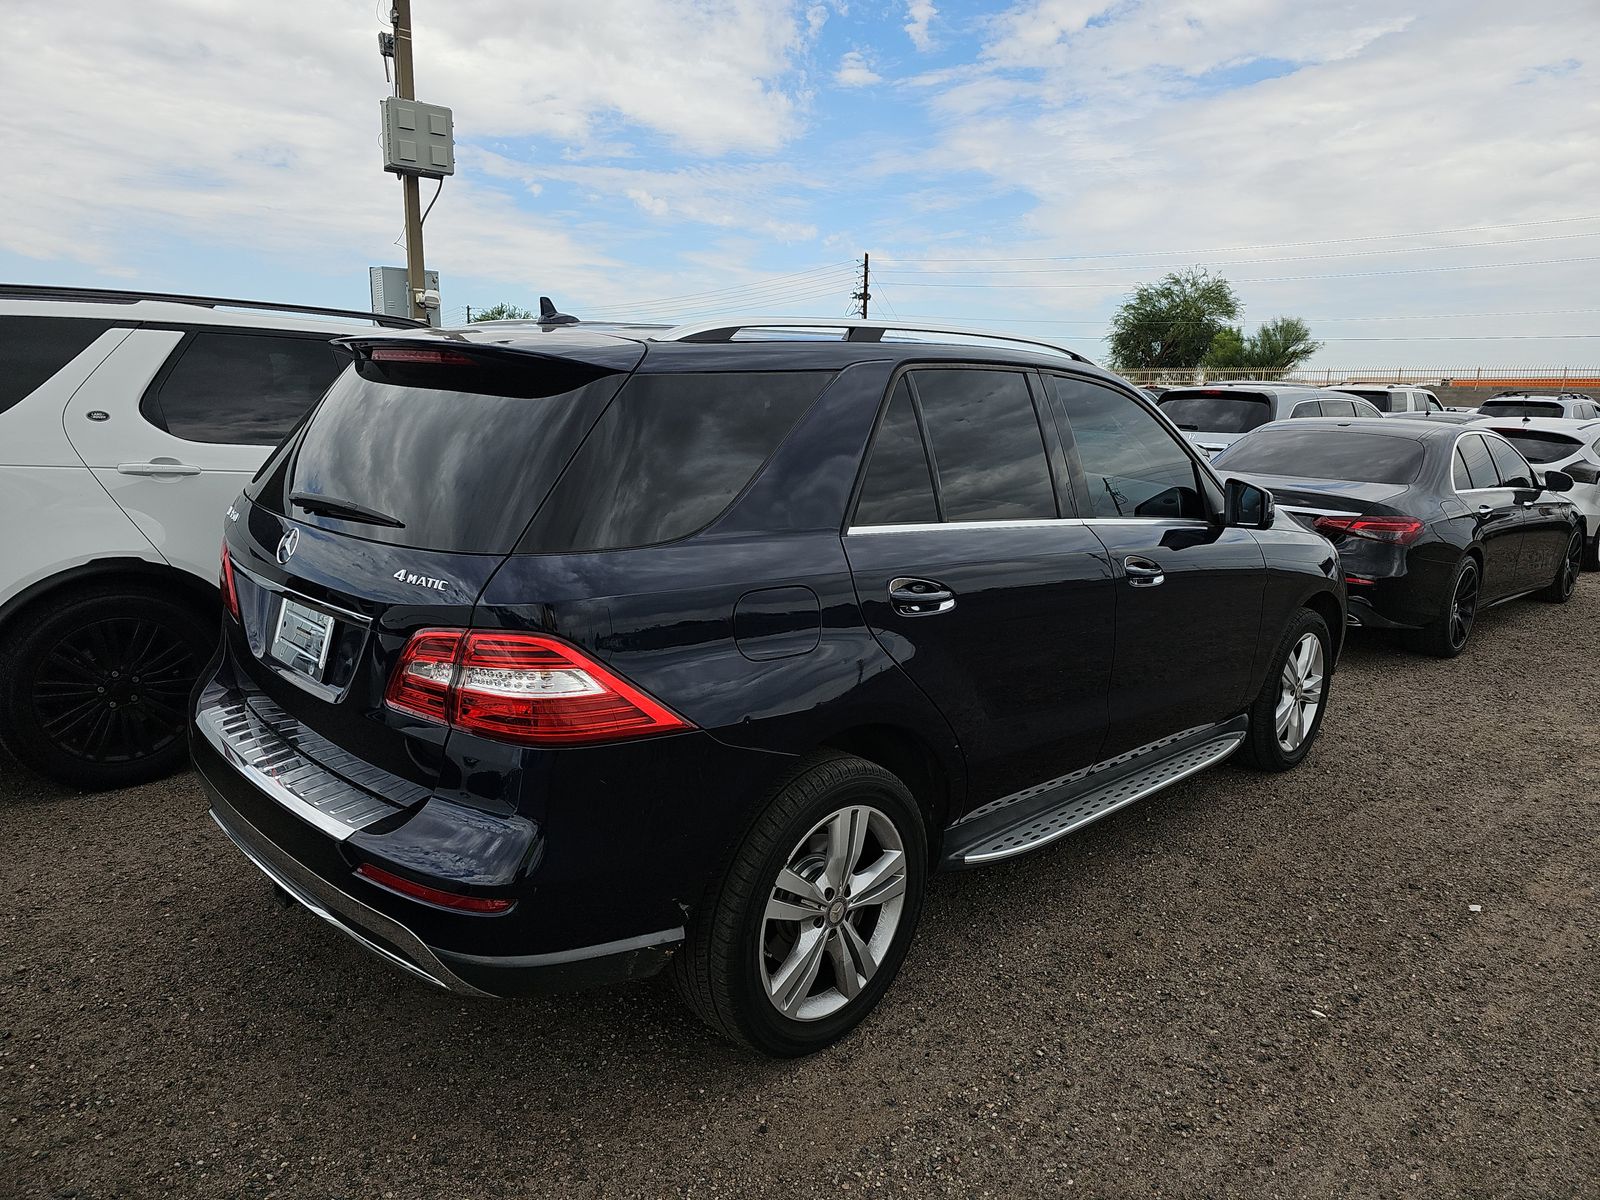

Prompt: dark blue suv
xmin=194 ymin=318 xmax=1345 ymax=1056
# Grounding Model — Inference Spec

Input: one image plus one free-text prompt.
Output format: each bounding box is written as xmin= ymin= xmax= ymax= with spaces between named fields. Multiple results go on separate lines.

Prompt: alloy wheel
xmin=760 ymin=805 xmax=908 ymax=1022
xmin=30 ymin=618 xmax=198 ymax=764
xmin=1559 ymin=532 xmax=1582 ymax=598
xmin=1274 ymin=632 xmax=1325 ymax=753
xmin=1449 ymin=564 xmax=1479 ymax=650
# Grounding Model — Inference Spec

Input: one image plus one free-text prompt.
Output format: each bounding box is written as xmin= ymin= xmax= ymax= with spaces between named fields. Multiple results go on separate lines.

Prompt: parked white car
xmin=1475 ymin=392 xmax=1600 ymax=421
xmin=1154 ymin=383 xmax=1383 ymax=456
xmin=1327 ymin=383 xmax=1444 ymax=415
xmin=0 ymin=285 xmax=417 ymax=787
xmin=1471 ymin=415 xmax=1600 ymax=567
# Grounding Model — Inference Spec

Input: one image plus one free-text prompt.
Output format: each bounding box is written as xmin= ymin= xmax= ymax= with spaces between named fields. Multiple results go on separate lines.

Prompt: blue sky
xmin=5 ymin=1 xmax=1599 ymax=367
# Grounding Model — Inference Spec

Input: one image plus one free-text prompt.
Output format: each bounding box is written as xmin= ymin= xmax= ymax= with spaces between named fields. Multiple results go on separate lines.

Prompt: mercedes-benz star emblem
xmin=276 ymin=528 xmax=299 ymax=564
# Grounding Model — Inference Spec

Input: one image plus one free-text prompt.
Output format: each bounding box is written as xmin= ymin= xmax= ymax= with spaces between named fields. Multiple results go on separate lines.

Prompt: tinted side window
xmin=1289 ymin=401 xmax=1323 ymax=418
xmin=854 ymin=380 xmax=937 ymax=526
xmin=145 ymin=331 xmax=345 ymax=444
xmin=0 ymin=316 xmax=116 ymax=416
xmin=1452 ymin=447 xmax=1475 ymax=491
xmin=523 ymin=371 xmax=831 ymax=552
xmin=1322 ymin=399 xmax=1358 ymax=417
xmin=1486 ymin=437 xmax=1534 ymax=489
xmin=1051 ymin=376 xmax=1206 ymax=520
xmin=1455 ymin=435 xmax=1496 ymax=489
xmin=911 ymin=369 xmax=1057 ymax=522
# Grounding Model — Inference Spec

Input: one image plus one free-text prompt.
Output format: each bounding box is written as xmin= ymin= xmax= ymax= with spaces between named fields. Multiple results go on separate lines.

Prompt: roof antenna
xmin=538 ymin=296 xmax=578 ymax=326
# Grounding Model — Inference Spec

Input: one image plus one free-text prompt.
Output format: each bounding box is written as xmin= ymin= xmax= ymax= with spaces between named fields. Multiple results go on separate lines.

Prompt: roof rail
xmin=650 ymin=317 xmax=1091 ymax=363
xmin=0 ymin=283 xmax=426 ymax=329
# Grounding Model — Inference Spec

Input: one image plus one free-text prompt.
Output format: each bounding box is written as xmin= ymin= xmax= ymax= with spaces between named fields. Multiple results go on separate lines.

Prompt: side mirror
xmin=1224 ymin=478 xmax=1275 ymax=529
xmin=1540 ymin=469 xmax=1574 ymax=493
xmin=1561 ymin=462 xmax=1599 ymax=485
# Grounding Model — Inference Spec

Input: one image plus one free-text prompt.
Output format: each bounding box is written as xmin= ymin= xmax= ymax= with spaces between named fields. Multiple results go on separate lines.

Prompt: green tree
xmin=1202 ymin=326 xmax=1246 ymax=368
xmin=470 ymin=302 xmax=536 ymax=322
xmin=1236 ymin=316 xmax=1321 ymax=376
xmin=1107 ymin=269 xmax=1241 ymax=370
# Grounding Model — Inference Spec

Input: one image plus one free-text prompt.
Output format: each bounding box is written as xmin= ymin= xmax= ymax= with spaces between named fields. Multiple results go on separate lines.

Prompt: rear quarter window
xmin=520 ymin=371 xmax=834 ymax=552
xmin=142 ymin=330 xmax=345 ymax=445
xmin=0 ymin=316 xmax=117 ymax=416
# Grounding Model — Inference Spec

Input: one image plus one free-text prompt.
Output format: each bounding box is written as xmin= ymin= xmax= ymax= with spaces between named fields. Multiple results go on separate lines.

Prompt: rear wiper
xmin=290 ymin=491 xmax=405 ymax=528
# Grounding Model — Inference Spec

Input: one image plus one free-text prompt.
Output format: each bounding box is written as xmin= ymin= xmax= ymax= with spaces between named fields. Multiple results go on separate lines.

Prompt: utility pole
xmin=464 ymin=305 xmax=472 ymax=323
xmin=853 ymin=253 xmax=871 ymax=319
xmin=391 ymin=0 xmax=428 ymax=321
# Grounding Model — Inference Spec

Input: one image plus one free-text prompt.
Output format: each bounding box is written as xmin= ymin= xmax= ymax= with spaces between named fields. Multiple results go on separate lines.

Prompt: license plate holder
xmin=271 ymin=598 xmax=335 ymax=680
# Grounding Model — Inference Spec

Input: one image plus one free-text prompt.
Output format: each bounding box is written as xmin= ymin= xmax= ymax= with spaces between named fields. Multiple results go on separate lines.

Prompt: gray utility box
xmin=370 ymin=266 xmax=442 ymax=328
xmin=380 ymin=97 xmax=455 ymax=178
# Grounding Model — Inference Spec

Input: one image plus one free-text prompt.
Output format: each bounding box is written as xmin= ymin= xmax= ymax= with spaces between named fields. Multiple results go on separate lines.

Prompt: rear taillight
xmin=1313 ymin=515 xmax=1425 ymax=545
xmin=385 ymin=629 xmax=693 ymax=746
xmin=355 ymin=862 xmax=513 ymax=913
xmin=220 ymin=540 xmax=240 ymax=619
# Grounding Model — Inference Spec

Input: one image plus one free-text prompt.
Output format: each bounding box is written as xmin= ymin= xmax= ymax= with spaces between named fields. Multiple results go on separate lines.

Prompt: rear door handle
xmin=1123 ymin=556 xmax=1165 ymax=587
xmin=117 ymin=460 xmax=201 ymax=477
xmin=888 ymin=577 xmax=955 ymax=616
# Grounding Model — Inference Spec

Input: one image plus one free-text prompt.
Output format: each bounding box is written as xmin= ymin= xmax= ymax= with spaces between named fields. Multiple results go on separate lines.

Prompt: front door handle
xmin=1123 ymin=556 xmax=1165 ymax=587
xmin=888 ymin=577 xmax=955 ymax=616
xmin=117 ymin=460 xmax=202 ymax=477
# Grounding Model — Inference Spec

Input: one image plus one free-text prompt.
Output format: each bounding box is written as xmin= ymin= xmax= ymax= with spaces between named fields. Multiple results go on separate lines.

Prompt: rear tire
xmin=1539 ymin=529 xmax=1583 ymax=602
xmin=672 ymin=752 xmax=928 ymax=1056
xmin=1239 ymin=608 xmax=1331 ymax=772
xmin=0 ymin=583 xmax=214 ymax=790
xmin=1403 ymin=556 xmax=1478 ymax=659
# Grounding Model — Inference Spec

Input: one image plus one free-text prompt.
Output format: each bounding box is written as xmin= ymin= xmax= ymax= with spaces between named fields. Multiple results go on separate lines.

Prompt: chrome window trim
xmin=1451 ymin=430 xmax=1535 ymax=498
xmin=847 ymin=516 xmax=1214 ymax=535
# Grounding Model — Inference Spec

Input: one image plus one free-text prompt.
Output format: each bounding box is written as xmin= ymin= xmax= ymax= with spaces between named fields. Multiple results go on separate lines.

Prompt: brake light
xmin=369 ymin=346 xmax=475 ymax=366
xmin=220 ymin=540 xmax=240 ymax=619
xmin=384 ymin=630 xmax=462 ymax=722
xmin=355 ymin=862 xmax=513 ymax=913
xmin=1313 ymin=515 xmax=1425 ymax=545
xmin=385 ymin=629 xmax=693 ymax=746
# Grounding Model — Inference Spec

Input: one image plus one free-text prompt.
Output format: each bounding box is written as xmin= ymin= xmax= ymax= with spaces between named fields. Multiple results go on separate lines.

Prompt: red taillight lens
xmin=385 ymin=629 xmax=693 ymax=746
xmin=220 ymin=540 xmax=241 ymax=619
xmin=355 ymin=862 xmax=513 ymax=913
xmin=369 ymin=346 xmax=475 ymax=366
xmin=1313 ymin=515 xmax=1425 ymax=545
xmin=384 ymin=630 xmax=463 ymax=722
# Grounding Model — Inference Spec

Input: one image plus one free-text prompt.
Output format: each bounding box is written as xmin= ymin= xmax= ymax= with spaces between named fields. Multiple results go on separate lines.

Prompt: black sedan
xmin=1212 ymin=419 xmax=1584 ymax=656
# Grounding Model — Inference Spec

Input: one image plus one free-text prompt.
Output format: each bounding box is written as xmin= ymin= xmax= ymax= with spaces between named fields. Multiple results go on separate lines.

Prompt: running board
xmin=942 ymin=720 xmax=1247 ymax=868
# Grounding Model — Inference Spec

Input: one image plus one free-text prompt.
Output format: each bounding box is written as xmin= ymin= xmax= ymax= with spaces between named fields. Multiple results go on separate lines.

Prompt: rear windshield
xmin=280 ymin=364 xmax=627 ymax=554
xmin=1157 ymin=391 xmax=1273 ymax=433
xmin=1212 ymin=428 xmax=1426 ymax=484
xmin=1479 ymin=400 xmax=1564 ymax=418
xmin=1488 ymin=429 xmax=1583 ymax=464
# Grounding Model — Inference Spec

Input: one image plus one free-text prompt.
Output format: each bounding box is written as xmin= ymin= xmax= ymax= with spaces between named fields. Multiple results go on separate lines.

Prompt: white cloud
xmin=905 ymin=1 xmax=938 ymax=51
xmin=835 ymin=50 xmax=883 ymax=87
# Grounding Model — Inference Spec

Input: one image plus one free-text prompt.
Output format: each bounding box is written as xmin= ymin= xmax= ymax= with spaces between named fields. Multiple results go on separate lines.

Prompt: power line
xmin=883 ymin=306 xmax=1600 ymax=325
xmin=879 ymin=213 xmax=1600 ymax=264
xmin=584 ymin=263 xmax=857 ymax=315
xmin=873 ymin=255 xmax=1600 ymax=289
xmin=876 ymin=231 xmax=1600 ymax=276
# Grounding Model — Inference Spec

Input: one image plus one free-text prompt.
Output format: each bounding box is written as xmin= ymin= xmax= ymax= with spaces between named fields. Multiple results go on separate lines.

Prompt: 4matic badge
xmin=393 ymin=569 xmax=450 ymax=592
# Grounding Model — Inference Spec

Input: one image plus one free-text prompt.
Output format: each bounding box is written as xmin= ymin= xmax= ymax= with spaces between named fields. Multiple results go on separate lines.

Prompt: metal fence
xmin=1117 ymin=367 xmax=1600 ymax=391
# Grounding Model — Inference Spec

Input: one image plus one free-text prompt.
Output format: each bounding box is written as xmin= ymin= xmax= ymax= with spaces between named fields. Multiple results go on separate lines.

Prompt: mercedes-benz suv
xmin=194 ymin=317 xmax=1346 ymax=1056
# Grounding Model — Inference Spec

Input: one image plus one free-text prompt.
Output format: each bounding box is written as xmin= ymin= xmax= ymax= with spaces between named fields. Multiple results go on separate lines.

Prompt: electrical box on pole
xmin=370 ymin=265 xmax=442 ymax=327
xmin=380 ymin=98 xmax=455 ymax=178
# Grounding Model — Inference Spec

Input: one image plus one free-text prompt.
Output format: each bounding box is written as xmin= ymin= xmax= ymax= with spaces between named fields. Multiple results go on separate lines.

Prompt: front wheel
xmin=1238 ymin=608 xmax=1331 ymax=772
xmin=673 ymin=752 xmax=928 ymax=1056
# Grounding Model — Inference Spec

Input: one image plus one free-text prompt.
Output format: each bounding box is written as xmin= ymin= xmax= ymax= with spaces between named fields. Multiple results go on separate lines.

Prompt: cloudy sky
xmin=6 ymin=1 xmax=1598 ymax=367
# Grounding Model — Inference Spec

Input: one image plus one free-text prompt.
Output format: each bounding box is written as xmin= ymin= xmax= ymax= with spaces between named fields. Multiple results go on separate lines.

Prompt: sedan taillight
xmin=385 ymin=629 xmax=693 ymax=746
xmin=1312 ymin=515 xmax=1425 ymax=545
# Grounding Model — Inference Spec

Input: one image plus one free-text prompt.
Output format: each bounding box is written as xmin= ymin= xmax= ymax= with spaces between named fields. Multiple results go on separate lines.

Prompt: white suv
xmin=1471 ymin=415 xmax=1600 ymax=568
xmin=0 ymin=285 xmax=417 ymax=788
xmin=1328 ymin=383 xmax=1444 ymax=415
xmin=1475 ymin=392 xmax=1600 ymax=421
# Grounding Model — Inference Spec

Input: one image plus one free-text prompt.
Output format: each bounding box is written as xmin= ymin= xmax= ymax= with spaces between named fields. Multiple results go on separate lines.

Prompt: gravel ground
xmin=3 ymin=590 xmax=1597 ymax=1200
